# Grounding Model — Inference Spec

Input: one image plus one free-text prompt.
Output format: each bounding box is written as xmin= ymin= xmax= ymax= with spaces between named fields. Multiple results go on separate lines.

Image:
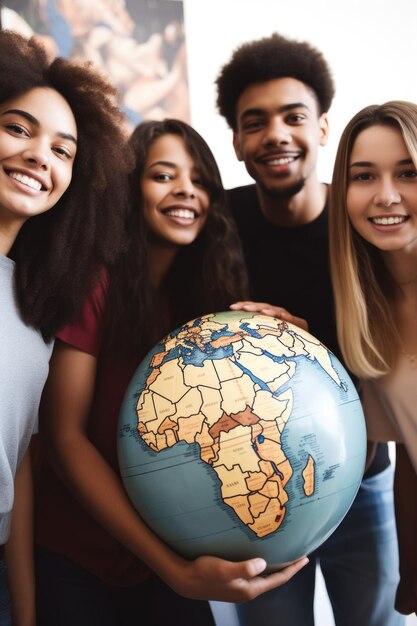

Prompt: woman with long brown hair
xmin=33 ymin=118 xmax=307 ymax=625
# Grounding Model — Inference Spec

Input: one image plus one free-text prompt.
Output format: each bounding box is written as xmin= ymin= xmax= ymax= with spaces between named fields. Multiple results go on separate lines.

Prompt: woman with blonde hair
xmin=330 ymin=100 xmax=417 ymax=616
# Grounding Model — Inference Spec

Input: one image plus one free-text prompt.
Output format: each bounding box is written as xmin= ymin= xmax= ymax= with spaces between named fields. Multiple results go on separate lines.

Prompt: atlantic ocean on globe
xmin=117 ymin=311 xmax=366 ymax=570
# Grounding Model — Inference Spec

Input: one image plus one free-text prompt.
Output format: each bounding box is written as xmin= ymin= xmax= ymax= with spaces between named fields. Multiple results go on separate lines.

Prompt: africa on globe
xmin=118 ymin=311 xmax=366 ymax=570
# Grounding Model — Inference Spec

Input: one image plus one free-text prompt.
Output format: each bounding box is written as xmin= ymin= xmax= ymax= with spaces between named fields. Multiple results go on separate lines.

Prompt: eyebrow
xmin=146 ymin=160 xmax=177 ymax=170
xmin=240 ymin=102 xmax=310 ymax=122
xmin=1 ymin=108 xmax=78 ymax=145
xmin=349 ymin=158 xmax=414 ymax=168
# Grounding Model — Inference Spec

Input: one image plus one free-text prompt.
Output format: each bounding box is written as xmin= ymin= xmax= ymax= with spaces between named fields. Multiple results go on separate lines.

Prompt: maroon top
xmin=33 ymin=280 xmax=151 ymax=587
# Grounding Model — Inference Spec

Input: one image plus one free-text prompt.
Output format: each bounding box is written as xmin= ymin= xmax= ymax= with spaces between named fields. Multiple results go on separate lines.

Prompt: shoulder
xmin=227 ymin=184 xmax=258 ymax=206
xmin=226 ymin=184 xmax=259 ymax=224
xmin=0 ymin=255 xmax=15 ymax=286
xmin=0 ymin=255 xmax=52 ymax=351
xmin=56 ymin=272 xmax=109 ymax=356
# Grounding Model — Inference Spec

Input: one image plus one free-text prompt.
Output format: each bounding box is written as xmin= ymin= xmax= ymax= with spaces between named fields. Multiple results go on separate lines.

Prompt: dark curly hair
xmin=0 ymin=30 xmax=132 ymax=339
xmin=216 ymin=32 xmax=335 ymax=130
xmin=104 ymin=119 xmax=249 ymax=358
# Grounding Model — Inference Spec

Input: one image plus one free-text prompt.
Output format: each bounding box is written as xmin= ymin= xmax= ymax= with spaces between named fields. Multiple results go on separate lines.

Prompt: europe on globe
xmin=117 ymin=311 xmax=366 ymax=570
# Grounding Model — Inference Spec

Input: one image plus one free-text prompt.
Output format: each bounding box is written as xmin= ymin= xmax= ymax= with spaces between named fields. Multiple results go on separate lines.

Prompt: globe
xmin=117 ymin=311 xmax=366 ymax=571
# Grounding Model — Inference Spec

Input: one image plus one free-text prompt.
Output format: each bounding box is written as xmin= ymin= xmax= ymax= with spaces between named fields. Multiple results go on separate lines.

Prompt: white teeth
xmin=9 ymin=172 xmax=42 ymax=191
xmin=371 ymin=216 xmax=406 ymax=226
xmin=266 ymin=157 xmax=295 ymax=166
xmin=165 ymin=208 xmax=196 ymax=219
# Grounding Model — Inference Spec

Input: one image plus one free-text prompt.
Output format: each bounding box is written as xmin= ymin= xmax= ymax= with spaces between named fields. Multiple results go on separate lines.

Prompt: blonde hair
xmin=330 ymin=101 xmax=417 ymax=378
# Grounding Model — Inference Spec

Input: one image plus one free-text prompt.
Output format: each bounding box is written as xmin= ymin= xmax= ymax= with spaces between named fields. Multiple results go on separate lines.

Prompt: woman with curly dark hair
xmin=33 ymin=118 xmax=308 ymax=626
xmin=0 ymin=29 xmax=130 ymax=625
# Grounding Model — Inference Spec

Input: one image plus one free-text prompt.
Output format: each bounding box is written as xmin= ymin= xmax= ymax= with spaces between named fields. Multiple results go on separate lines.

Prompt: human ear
xmin=233 ymin=132 xmax=243 ymax=161
xmin=319 ymin=113 xmax=329 ymax=147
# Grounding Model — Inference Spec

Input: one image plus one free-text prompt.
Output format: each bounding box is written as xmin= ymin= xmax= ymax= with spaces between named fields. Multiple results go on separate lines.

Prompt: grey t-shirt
xmin=0 ymin=255 xmax=53 ymax=544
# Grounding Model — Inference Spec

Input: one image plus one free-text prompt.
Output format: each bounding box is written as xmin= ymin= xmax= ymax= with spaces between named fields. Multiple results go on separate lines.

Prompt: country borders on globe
xmin=118 ymin=311 xmax=366 ymax=570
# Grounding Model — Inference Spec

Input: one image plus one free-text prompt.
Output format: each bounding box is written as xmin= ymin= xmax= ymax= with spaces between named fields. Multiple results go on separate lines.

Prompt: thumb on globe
xmin=246 ymin=558 xmax=267 ymax=577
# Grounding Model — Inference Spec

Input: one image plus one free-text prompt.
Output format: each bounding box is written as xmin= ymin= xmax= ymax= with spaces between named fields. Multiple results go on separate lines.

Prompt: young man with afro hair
xmin=216 ymin=32 xmax=404 ymax=626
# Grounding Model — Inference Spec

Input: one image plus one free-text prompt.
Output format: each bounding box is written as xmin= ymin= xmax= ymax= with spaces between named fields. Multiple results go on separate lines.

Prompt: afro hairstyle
xmin=216 ymin=32 xmax=335 ymax=130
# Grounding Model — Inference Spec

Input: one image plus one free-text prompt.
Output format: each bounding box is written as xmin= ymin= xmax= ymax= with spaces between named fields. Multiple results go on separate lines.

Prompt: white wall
xmin=183 ymin=0 xmax=417 ymax=190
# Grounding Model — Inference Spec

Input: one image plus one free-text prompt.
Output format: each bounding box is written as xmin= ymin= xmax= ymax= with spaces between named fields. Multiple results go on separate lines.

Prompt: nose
xmin=22 ymin=140 xmax=50 ymax=170
xmin=263 ymin=118 xmax=291 ymax=147
xmin=374 ymin=178 xmax=401 ymax=208
xmin=173 ymin=175 xmax=196 ymax=199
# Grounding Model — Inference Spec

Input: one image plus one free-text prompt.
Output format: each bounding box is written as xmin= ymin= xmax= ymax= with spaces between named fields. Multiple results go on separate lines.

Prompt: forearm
xmin=45 ymin=432 xmax=309 ymax=601
xmin=5 ymin=449 xmax=36 ymax=626
xmin=45 ymin=431 xmax=185 ymax=584
xmin=41 ymin=343 xmax=191 ymax=592
xmin=40 ymin=341 xmax=308 ymax=602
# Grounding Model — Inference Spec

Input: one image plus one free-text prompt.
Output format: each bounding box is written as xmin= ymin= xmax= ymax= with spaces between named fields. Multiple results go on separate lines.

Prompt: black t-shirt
xmin=227 ymin=183 xmax=389 ymax=478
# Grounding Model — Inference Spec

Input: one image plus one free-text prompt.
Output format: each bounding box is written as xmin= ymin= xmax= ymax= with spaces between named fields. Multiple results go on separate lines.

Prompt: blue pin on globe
xmin=117 ymin=311 xmax=366 ymax=570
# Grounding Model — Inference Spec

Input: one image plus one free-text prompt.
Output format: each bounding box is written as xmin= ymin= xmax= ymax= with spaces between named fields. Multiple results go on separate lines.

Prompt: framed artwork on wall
xmin=0 ymin=0 xmax=190 ymax=129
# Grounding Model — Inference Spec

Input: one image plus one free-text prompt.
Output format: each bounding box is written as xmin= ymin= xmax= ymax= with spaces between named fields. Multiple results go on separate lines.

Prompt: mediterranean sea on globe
xmin=117 ymin=311 xmax=366 ymax=571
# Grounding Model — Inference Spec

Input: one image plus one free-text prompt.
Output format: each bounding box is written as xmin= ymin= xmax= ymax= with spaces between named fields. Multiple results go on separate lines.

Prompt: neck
xmin=256 ymin=176 xmax=327 ymax=227
xmin=0 ymin=222 xmax=21 ymax=256
xmin=381 ymin=249 xmax=417 ymax=293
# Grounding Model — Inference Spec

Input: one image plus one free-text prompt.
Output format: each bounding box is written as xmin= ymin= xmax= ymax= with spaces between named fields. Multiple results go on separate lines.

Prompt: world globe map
xmin=118 ymin=311 xmax=366 ymax=569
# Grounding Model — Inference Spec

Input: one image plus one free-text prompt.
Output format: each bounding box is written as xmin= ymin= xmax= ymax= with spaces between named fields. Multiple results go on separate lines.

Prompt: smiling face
xmin=141 ymin=133 xmax=210 ymax=248
xmin=347 ymin=124 xmax=417 ymax=254
xmin=0 ymin=87 xmax=77 ymax=246
xmin=233 ymin=77 xmax=328 ymax=200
